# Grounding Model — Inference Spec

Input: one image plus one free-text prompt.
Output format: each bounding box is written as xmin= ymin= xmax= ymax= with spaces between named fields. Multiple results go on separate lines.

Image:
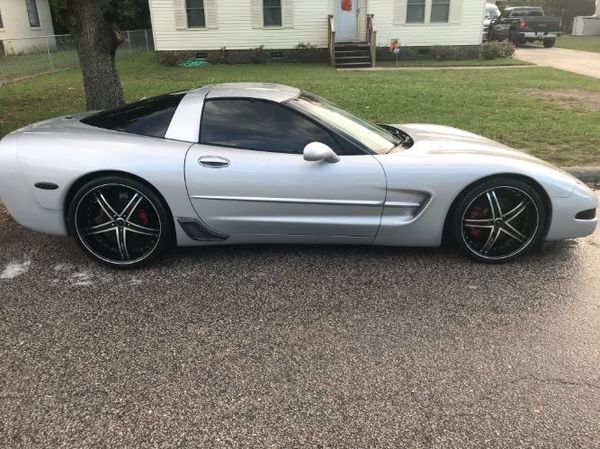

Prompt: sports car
xmin=0 ymin=83 xmax=597 ymax=268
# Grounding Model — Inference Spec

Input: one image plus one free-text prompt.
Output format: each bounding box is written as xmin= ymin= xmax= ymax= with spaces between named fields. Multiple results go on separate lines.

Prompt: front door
xmin=184 ymin=98 xmax=386 ymax=243
xmin=335 ymin=0 xmax=358 ymax=42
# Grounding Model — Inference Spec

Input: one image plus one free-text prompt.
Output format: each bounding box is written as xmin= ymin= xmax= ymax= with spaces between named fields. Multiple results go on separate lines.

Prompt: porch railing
xmin=328 ymin=15 xmax=336 ymax=66
xmin=367 ymin=14 xmax=376 ymax=67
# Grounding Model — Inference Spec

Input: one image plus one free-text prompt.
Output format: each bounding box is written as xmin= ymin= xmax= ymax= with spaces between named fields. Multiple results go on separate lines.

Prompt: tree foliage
xmin=51 ymin=0 xmax=150 ymax=33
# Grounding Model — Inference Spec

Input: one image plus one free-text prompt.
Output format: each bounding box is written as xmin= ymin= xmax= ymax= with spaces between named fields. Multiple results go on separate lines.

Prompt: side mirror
xmin=303 ymin=142 xmax=340 ymax=164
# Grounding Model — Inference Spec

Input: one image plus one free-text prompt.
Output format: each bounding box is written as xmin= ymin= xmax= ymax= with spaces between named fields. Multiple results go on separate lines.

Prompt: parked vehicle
xmin=483 ymin=3 xmax=501 ymax=42
xmin=488 ymin=6 xmax=562 ymax=47
xmin=0 ymin=84 xmax=596 ymax=267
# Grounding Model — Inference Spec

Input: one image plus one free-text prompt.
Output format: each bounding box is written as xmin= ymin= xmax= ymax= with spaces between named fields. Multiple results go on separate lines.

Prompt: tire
xmin=543 ymin=38 xmax=556 ymax=48
xmin=450 ymin=177 xmax=548 ymax=264
xmin=67 ymin=175 xmax=174 ymax=268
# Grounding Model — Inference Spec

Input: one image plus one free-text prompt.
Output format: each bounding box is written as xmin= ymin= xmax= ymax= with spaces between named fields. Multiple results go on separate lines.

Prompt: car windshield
xmin=289 ymin=92 xmax=402 ymax=154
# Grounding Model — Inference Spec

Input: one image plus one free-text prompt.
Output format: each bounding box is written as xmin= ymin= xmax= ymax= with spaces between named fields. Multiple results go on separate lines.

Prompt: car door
xmin=184 ymin=98 xmax=386 ymax=243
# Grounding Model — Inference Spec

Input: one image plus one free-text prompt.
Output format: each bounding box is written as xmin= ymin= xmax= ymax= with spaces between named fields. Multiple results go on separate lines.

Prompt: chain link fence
xmin=0 ymin=29 xmax=154 ymax=84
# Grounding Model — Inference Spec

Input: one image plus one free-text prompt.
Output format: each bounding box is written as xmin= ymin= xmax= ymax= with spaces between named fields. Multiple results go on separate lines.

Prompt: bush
xmin=249 ymin=45 xmax=267 ymax=64
xmin=479 ymin=41 xmax=515 ymax=60
xmin=433 ymin=45 xmax=461 ymax=61
xmin=156 ymin=51 xmax=181 ymax=66
xmin=294 ymin=42 xmax=320 ymax=62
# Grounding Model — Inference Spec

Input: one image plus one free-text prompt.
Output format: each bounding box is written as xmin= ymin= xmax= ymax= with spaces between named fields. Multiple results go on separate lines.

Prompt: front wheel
xmin=451 ymin=178 xmax=548 ymax=263
xmin=67 ymin=176 xmax=174 ymax=268
xmin=543 ymin=38 xmax=556 ymax=48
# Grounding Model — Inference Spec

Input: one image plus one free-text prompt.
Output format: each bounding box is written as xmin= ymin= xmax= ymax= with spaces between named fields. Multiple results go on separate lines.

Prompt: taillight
xmin=518 ymin=18 xmax=527 ymax=30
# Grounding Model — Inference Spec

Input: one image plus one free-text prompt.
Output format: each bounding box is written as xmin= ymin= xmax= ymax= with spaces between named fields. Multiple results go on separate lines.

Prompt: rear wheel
xmin=543 ymin=38 xmax=556 ymax=48
xmin=451 ymin=178 xmax=547 ymax=263
xmin=67 ymin=176 xmax=173 ymax=268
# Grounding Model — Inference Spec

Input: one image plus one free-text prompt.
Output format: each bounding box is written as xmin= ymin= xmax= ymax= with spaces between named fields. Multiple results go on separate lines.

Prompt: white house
xmin=0 ymin=0 xmax=55 ymax=55
xmin=149 ymin=0 xmax=487 ymax=65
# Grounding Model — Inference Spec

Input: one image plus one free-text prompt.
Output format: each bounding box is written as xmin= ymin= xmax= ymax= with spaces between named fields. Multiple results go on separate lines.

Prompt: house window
xmin=25 ymin=0 xmax=40 ymax=28
xmin=186 ymin=0 xmax=206 ymax=28
xmin=0 ymin=8 xmax=4 ymax=28
xmin=406 ymin=0 xmax=425 ymax=24
xmin=263 ymin=0 xmax=282 ymax=27
xmin=431 ymin=0 xmax=450 ymax=23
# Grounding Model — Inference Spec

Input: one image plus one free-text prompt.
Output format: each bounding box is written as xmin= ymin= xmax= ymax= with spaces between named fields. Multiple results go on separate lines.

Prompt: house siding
xmin=370 ymin=0 xmax=484 ymax=47
xmin=150 ymin=0 xmax=332 ymax=51
xmin=149 ymin=0 xmax=486 ymax=51
xmin=0 ymin=0 xmax=55 ymax=54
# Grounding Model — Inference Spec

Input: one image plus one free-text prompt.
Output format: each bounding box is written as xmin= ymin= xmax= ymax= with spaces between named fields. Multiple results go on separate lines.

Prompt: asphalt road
xmin=1 ymin=194 xmax=599 ymax=448
xmin=515 ymin=46 xmax=600 ymax=79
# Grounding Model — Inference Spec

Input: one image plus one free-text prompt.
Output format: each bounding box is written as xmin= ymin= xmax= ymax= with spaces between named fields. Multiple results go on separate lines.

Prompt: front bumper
xmin=546 ymin=184 xmax=598 ymax=241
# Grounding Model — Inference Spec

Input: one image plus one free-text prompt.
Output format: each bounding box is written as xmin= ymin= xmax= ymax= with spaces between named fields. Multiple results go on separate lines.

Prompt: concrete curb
xmin=563 ymin=167 xmax=600 ymax=187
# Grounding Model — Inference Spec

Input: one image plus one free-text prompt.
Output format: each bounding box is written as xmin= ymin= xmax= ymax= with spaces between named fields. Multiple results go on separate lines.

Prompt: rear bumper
xmin=521 ymin=31 xmax=560 ymax=39
xmin=0 ymin=134 xmax=67 ymax=236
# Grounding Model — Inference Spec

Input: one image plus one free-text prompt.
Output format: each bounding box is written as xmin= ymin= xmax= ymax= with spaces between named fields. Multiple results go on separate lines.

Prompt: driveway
xmin=515 ymin=46 xmax=600 ymax=78
xmin=1 ymin=194 xmax=599 ymax=448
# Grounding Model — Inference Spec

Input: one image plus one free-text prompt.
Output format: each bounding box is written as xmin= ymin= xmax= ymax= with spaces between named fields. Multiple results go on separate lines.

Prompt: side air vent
xmin=34 ymin=182 xmax=59 ymax=190
xmin=177 ymin=218 xmax=229 ymax=241
xmin=575 ymin=209 xmax=596 ymax=220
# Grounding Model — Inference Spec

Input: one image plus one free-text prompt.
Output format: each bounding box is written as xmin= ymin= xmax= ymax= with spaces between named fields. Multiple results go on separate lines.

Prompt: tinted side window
xmin=200 ymin=99 xmax=341 ymax=154
xmin=81 ymin=94 xmax=184 ymax=138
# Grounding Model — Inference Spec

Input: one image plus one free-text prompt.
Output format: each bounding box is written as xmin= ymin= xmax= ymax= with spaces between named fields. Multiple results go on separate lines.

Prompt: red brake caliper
xmin=138 ymin=210 xmax=150 ymax=226
xmin=469 ymin=207 xmax=483 ymax=239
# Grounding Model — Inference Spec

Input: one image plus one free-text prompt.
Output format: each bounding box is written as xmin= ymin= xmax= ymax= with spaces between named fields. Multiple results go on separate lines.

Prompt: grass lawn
xmin=377 ymin=58 xmax=529 ymax=67
xmin=556 ymin=35 xmax=600 ymax=53
xmin=0 ymin=53 xmax=599 ymax=166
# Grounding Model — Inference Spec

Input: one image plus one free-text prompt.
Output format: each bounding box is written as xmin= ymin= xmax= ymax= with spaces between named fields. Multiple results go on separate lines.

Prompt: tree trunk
xmin=66 ymin=0 xmax=125 ymax=111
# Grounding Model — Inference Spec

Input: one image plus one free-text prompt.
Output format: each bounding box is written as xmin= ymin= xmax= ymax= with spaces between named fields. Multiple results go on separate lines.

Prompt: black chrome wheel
xmin=68 ymin=177 xmax=172 ymax=268
xmin=452 ymin=179 xmax=547 ymax=263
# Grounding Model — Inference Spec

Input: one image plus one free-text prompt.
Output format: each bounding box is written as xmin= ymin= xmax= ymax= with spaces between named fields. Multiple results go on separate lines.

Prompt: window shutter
xmin=449 ymin=0 xmax=463 ymax=24
xmin=394 ymin=0 xmax=408 ymax=25
xmin=174 ymin=0 xmax=187 ymax=29
xmin=251 ymin=0 xmax=263 ymax=28
xmin=205 ymin=0 xmax=218 ymax=29
xmin=282 ymin=0 xmax=295 ymax=29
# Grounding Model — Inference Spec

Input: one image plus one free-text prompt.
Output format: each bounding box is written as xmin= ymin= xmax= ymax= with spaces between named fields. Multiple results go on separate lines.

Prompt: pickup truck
xmin=487 ymin=6 xmax=562 ymax=48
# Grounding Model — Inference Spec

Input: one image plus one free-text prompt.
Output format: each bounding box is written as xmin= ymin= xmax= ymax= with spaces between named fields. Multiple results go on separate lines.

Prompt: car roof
xmin=197 ymin=83 xmax=302 ymax=103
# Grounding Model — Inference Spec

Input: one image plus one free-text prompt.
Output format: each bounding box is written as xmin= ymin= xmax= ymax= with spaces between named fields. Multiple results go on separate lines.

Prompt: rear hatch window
xmin=81 ymin=93 xmax=185 ymax=138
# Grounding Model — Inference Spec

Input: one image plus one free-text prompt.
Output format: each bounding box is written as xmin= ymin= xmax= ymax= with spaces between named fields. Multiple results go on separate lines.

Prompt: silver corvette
xmin=0 ymin=83 xmax=597 ymax=267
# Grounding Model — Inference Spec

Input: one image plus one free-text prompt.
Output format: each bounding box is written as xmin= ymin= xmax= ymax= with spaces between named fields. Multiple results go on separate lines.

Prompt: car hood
xmin=392 ymin=123 xmax=549 ymax=165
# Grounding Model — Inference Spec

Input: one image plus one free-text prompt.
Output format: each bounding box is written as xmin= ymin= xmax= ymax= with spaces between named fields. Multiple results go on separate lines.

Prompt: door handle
xmin=198 ymin=155 xmax=230 ymax=168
